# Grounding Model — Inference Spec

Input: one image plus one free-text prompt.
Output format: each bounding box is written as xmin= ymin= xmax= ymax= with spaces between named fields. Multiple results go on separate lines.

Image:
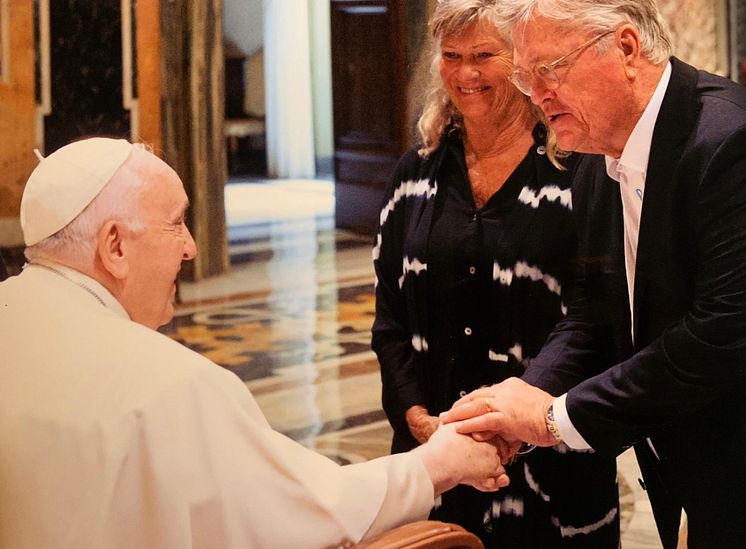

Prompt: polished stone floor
xmin=162 ymin=180 xmax=664 ymax=548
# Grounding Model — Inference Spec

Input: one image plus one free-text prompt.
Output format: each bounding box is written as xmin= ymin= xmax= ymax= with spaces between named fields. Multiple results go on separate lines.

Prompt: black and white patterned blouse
xmin=372 ymin=125 xmax=620 ymax=548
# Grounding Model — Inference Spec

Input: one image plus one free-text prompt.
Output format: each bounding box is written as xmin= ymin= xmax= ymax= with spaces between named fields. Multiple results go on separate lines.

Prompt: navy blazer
xmin=523 ymin=58 xmax=746 ymax=547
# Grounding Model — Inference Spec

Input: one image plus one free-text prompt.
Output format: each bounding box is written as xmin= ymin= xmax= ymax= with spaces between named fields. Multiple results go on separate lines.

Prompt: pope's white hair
xmin=24 ymin=143 xmax=155 ymax=267
xmin=498 ymin=0 xmax=672 ymax=64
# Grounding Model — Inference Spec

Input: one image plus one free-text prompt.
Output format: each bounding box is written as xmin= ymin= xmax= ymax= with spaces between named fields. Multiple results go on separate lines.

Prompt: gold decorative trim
xmin=121 ymin=0 xmax=139 ymax=141
xmin=35 ymin=0 xmax=50 ymax=151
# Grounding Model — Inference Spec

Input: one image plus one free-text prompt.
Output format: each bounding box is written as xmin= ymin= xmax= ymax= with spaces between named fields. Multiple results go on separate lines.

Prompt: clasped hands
xmin=408 ymin=378 xmax=557 ymax=490
xmin=440 ymin=377 xmax=558 ymax=449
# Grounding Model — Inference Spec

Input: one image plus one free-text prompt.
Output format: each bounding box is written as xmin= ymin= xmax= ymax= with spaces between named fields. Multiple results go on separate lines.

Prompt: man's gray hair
xmin=499 ymin=0 xmax=673 ymax=64
xmin=25 ymin=143 xmax=154 ymax=267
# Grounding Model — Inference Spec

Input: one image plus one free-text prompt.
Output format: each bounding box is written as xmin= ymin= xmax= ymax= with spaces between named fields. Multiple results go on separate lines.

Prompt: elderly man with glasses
xmin=441 ymin=1 xmax=746 ymax=548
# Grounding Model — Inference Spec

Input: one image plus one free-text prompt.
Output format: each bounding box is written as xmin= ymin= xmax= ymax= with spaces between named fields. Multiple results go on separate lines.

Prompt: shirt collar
xmin=26 ymin=260 xmax=131 ymax=320
xmin=605 ymin=61 xmax=672 ymax=182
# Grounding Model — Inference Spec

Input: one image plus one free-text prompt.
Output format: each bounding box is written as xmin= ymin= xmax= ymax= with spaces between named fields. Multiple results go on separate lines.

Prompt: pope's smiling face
xmin=121 ymin=154 xmax=197 ymax=329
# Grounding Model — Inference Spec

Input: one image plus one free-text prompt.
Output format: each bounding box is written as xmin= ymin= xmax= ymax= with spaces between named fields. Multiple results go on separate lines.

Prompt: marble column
xmin=658 ymin=0 xmax=730 ymax=75
xmin=160 ymin=0 xmax=229 ymax=281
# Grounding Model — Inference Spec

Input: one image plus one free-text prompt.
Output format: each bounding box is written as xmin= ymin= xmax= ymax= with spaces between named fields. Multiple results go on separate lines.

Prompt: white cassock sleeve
xmin=107 ymin=363 xmax=434 ymax=549
xmin=0 ymin=267 xmax=435 ymax=549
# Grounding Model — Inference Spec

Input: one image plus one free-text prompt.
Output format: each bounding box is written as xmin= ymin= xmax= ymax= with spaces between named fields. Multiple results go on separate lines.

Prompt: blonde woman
xmin=372 ymin=1 xmax=619 ymax=546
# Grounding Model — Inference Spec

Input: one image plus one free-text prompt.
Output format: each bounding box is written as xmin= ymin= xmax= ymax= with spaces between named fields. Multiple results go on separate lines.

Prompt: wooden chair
xmin=353 ymin=521 xmax=484 ymax=549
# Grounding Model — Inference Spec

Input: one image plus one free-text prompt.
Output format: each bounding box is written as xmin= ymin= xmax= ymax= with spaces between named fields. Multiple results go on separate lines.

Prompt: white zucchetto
xmin=20 ymin=137 xmax=134 ymax=246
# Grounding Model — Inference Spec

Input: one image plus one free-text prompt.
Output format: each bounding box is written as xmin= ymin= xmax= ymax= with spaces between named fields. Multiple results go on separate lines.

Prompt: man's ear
xmin=97 ymin=220 xmax=129 ymax=280
xmin=617 ymin=25 xmax=642 ymax=77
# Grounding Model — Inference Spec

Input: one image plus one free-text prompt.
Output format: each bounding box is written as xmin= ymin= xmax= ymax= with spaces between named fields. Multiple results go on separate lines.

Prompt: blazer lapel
xmin=632 ymin=58 xmax=700 ymax=344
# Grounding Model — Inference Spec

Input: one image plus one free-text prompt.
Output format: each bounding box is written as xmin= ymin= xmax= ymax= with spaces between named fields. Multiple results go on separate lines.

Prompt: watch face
xmin=546 ymin=404 xmax=562 ymax=442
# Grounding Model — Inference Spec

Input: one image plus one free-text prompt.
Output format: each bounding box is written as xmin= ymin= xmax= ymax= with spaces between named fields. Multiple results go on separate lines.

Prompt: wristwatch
xmin=546 ymin=403 xmax=563 ymax=443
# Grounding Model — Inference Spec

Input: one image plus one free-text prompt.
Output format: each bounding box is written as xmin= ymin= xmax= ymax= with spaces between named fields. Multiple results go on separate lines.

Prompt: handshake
xmin=410 ymin=378 xmax=558 ymax=497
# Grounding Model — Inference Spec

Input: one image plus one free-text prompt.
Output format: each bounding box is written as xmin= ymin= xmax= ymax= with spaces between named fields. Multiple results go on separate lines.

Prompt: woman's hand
xmin=405 ymin=405 xmax=440 ymax=444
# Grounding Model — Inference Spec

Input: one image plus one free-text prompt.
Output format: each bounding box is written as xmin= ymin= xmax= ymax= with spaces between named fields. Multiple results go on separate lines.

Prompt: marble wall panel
xmin=658 ymin=0 xmax=728 ymax=75
xmin=43 ymin=0 xmax=130 ymax=154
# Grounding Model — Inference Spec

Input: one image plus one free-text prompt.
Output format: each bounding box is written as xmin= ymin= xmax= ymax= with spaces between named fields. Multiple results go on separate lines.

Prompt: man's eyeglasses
xmin=509 ymin=30 xmax=614 ymax=96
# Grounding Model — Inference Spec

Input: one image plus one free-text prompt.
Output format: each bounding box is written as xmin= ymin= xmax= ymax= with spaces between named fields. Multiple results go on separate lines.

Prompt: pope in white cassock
xmin=0 ymin=138 xmax=509 ymax=549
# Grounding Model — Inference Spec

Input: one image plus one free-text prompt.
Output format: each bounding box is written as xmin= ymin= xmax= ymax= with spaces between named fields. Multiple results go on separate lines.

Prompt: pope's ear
xmin=97 ymin=220 xmax=129 ymax=280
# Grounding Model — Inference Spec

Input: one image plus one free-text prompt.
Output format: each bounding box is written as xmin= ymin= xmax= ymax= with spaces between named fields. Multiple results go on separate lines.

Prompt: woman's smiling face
xmin=439 ymin=22 xmax=517 ymax=125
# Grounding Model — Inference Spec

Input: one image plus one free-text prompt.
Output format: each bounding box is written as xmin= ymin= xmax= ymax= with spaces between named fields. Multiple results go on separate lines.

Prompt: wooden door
xmin=330 ymin=0 xmax=407 ymax=234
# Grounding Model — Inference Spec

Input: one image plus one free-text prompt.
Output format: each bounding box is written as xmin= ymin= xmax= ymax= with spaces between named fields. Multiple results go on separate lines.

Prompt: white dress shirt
xmin=553 ymin=63 xmax=673 ymax=450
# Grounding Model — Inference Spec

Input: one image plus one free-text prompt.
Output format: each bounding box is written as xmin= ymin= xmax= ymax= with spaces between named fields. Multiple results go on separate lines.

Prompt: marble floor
xmin=162 ymin=179 xmax=664 ymax=548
